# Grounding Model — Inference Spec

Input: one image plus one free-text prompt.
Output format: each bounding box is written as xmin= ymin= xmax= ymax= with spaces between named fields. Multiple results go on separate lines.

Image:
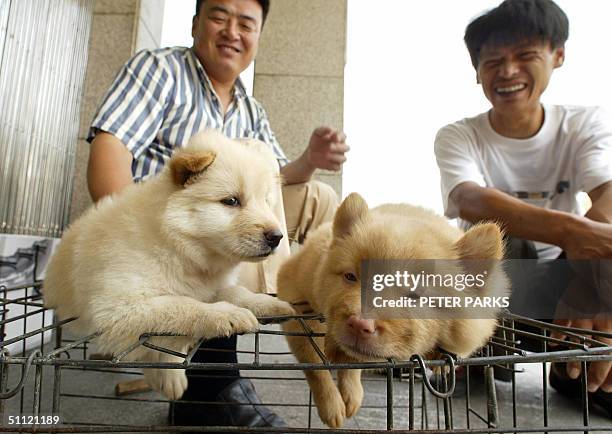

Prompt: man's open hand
xmin=551 ymin=314 xmax=612 ymax=392
xmin=305 ymin=126 xmax=349 ymax=171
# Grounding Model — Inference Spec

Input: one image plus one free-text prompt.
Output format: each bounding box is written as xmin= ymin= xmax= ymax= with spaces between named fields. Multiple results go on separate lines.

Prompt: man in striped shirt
xmin=86 ymin=0 xmax=349 ymax=429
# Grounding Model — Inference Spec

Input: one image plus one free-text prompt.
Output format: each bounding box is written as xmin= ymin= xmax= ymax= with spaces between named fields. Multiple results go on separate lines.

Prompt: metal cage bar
xmin=0 ymin=282 xmax=611 ymax=433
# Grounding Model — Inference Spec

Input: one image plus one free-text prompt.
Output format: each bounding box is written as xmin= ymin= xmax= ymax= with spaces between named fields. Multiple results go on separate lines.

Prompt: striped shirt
xmin=88 ymin=46 xmax=288 ymax=181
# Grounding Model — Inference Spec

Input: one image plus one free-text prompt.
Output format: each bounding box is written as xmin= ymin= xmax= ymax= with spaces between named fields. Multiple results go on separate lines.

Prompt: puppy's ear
xmin=454 ymin=223 xmax=504 ymax=260
xmin=170 ymin=150 xmax=216 ymax=187
xmin=333 ymin=193 xmax=369 ymax=238
xmin=454 ymin=223 xmax=505 ymax=292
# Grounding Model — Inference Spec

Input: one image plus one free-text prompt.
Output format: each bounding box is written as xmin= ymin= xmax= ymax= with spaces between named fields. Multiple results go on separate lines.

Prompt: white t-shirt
xmin=435 ymin=104 xmax=612 ymax=259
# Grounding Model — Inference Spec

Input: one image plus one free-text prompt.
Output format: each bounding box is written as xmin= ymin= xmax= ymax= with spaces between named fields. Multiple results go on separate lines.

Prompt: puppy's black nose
xmin=264 ymin=229 xmax=283 ymax=249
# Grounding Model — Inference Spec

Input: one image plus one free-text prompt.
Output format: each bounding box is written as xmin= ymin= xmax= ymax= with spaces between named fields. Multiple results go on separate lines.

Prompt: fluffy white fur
xmin=44 ymin=130 xmax=294 ymax=400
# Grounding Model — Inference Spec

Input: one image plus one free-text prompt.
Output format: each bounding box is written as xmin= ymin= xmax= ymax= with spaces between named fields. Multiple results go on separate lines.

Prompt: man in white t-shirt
xmin=434 ymin=0 xmax=612 ymax=410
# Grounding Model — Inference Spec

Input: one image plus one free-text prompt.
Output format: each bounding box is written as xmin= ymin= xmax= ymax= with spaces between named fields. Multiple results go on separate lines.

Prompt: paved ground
xmin=2 ymin=323 xmax=610 ymax=433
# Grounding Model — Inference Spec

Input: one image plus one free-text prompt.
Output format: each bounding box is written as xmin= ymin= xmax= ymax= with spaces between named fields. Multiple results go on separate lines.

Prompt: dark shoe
xmin=549 ymin=363 xmax=612 ymax=419
xmin=171 ymin=377 xmax=287 ymax=433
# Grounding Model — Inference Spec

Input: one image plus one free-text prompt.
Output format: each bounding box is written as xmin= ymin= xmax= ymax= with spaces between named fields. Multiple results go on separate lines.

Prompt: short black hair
xmin=464 ymin=0 xmax=569 ymax=69
xmin=195 ymin=0 xmax=270 ymax=27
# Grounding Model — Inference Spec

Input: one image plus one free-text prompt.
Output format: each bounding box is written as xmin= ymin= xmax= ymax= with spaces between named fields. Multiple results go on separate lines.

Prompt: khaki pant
xmin=237 ymin=180 xmax=339 ymax=293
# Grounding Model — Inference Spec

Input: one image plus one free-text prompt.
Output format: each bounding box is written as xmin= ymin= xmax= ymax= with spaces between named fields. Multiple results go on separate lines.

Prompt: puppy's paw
xmin=146 ymin=368 xmax=187 ymax=401
xmin=315 ymin=386 xmax=346 ymax=428
xmin=249 ymin=294 xmax=296 ymax=317
xmin=207 ymin=302 xmax=260 ymax=337
xmin=339 ymin=376 xmax=364 ymax=418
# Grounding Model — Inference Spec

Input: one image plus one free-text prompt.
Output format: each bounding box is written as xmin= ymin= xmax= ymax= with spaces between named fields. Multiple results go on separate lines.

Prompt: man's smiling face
xmin=477 ymin=40 xmax=564 ymax=118
xmin=192 ymin=0 xmax=262 ymax=83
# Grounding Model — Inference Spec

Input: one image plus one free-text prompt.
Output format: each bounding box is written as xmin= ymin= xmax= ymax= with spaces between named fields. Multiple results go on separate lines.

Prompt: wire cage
xmin=1 ymin=278 xmax=612 ymax=434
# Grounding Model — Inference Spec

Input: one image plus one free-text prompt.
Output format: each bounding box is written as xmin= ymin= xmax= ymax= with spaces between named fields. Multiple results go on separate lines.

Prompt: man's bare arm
xmin=586 ymin=180 xmax=612 ymax=224
xmin=450 ymin=181 xmax=612 ymax=258
xmin=450 ymin=182 xmax=574 ymax=244
xmin=87 ymin=132 xmax=134 ymax=202
xmin=280 ymin=154 xmax=316 ymax=185
xmin=280 ymin=127 xmax=349 ymax=185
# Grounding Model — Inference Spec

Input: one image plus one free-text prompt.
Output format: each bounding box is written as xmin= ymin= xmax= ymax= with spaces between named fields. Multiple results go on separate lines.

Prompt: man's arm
xmin=280 ymin=126 xmax=349 ymax=185
xmin=450 ymin=181 xmax=612 ymax=258
xmin=87 ymin=132 xmax=134 ymax=202
xmin=450 ymin=181 xmax=575 ymax=245
xmin=586 ymin=180 xmax=612 ymax=223
xmin=280 ymin=154 xmax=316 ymax=185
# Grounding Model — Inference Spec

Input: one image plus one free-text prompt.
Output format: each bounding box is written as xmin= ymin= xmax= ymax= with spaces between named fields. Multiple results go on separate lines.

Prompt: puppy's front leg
xmin=282 ymin=317 xmax=346 ymax=428
xmin=221 ymin=285 xmax=295 ymax=317
xmin=142 ymin=344 xmax=188 ymax=401
xmin=338 ymin=369 xmax=363 ymax=418
xmin=96 ymin=295 xmax=260 ymax=345
xmin=325 ymin=341 xmax=364 ymax=418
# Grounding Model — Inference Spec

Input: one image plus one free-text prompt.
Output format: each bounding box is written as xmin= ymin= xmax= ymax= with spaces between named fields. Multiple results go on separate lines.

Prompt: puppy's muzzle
xmin=346 ymin=315 xmax=378 ymax=340
xmin=264 ymin=229 xmax=283 ymax=249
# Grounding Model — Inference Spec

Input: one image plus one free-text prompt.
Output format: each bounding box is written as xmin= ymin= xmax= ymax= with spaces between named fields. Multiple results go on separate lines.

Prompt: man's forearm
xmin=453 ymin=183 xmax=578 ymax=247
xmin=280 ymin=153 xmax=315 ymax=185
xmin=586 ymin=181 xmax=612 ymax=224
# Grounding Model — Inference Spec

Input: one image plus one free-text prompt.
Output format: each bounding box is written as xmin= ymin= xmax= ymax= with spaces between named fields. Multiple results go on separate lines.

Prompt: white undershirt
xmin=435 ymin=104 xmax=612 ymax=259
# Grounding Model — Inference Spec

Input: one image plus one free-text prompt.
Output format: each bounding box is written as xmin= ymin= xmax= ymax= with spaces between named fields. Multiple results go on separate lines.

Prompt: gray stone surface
xmin=257 ymin=0 xmax=346 ymax=78
xmin=78 ymin=13 xmax=136 ymax=140
xmin=94 ymin=0 xmax=138 ymax=15
xmin=254 ymin=0 xmax=347 ymax=198
xmin=254 ymin=75 xmax=345 ymax=160
xmin=254 ymin=74 xmax=345 ymax=196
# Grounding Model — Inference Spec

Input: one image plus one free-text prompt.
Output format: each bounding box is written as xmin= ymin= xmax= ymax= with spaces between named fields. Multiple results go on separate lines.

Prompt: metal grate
xmin=0 ymin=0 xmax=93 ymax=238
xmin=1 ymin=280 xmax=611 ymax=433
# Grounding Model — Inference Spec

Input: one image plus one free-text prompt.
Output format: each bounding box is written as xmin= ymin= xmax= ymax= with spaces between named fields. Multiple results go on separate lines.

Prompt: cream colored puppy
xmin=278 ymin=193 xmax=508 ymax=428
xmin=44 ymin=130 xmax=294 ymax=400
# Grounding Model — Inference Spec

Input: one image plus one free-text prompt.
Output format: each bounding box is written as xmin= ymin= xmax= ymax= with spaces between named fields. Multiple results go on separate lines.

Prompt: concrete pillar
xmin=254 ymin=0 xmax=347 ymax=196
xmin=70 ymin=0 xmax=165 ymax=222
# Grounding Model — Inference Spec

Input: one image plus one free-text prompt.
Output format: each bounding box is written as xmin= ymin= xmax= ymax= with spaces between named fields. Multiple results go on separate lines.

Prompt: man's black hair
xmin=195 ymin=0 xmax=270 ymax=26
xmin=464 ymin=0 xmax=569 ymax=69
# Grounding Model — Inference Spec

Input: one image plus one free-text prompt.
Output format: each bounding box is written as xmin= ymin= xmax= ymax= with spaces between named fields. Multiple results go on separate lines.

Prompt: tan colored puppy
xmin=44 ymin=130 xmax=294 ymax=400
xmin=277 ymin=193 xmax=508 ymax=428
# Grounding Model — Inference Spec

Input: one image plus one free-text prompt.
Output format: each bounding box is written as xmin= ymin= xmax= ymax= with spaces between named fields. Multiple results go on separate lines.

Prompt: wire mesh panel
xmin=1 ymin=281 xmax=611 ymax=433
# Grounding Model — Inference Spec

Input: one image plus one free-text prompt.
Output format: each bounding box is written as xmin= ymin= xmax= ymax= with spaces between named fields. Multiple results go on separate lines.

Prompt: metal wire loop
xmin=0 ymin=349 xmax=41 ymax=399
xmin=410 ymin=353 xmax=456 ymax=399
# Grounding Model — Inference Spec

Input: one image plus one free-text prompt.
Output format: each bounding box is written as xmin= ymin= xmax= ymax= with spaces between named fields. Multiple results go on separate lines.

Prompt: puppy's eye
xmin=344 ymin=272 xmax=358 ymax=283
xmin=221 ymin=197 xmax=241 ymax=207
